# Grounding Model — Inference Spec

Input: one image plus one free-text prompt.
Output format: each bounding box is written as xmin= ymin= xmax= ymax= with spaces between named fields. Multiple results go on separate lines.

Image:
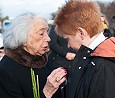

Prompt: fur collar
xmin=5 ymin=47 xmax=48 ymax=68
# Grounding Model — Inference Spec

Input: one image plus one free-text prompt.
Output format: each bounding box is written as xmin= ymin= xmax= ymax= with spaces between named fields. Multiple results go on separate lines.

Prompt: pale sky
xmin=0 ymin=0 xmax=113 ymax=19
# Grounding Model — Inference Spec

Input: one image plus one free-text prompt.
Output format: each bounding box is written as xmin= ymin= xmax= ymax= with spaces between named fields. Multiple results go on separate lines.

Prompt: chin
xmin=37 ymin=49 xmax=49 ymax=56
xmin=40 ymin=51 xmax=46 ymax=55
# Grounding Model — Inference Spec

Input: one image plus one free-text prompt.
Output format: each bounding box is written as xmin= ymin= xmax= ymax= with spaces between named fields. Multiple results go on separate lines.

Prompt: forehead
xmin=31 ymin=18 xmax=48 ymax=31
xmin=55 ymin=25 xmax=75 ymax=38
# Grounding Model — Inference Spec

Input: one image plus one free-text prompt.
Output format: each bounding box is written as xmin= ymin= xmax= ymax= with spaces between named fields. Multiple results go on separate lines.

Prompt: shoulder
xmin=89 ymin=57 xmax=115 ymax=71
xmin=0 ymin=55 xmax=30 ymax=80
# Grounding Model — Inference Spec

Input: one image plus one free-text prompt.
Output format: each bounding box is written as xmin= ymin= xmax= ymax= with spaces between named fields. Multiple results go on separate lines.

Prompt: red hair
xmin=54 ymin=0 xmax=103 ymax=37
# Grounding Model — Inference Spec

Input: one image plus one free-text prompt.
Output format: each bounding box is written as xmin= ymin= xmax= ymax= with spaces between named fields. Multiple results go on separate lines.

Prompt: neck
xmin=83 ymin=33 xmax=100 ymax=47
xmin=88 ymin=32 xmax=106 ymax=50
xmin=88 ymin=33 xmax=100 ymax=46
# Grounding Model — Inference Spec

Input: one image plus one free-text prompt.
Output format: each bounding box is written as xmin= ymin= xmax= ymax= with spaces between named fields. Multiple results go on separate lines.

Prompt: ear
xmin=77 ymin=27 xmax=88 ymax=40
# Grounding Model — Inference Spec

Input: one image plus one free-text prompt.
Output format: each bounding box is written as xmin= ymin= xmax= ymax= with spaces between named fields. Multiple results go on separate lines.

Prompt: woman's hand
xmin=43 ymin=67 xmax=67 ymax=98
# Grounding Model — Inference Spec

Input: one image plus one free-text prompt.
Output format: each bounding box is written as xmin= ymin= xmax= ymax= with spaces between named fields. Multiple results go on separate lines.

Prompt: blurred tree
xmin=51 ymin=7 xmax=61 ymax=20
xmin=105 ymin=0 xmax=115 ymax=21
xmin=97 ymin=1 xmax=108 ymax=14
xmin=95 ymin=1 xmax=115 ymax=22
xmin=3 ymin=16 xmax=9 ymax=20
xmin=51 ymin=12 xmax=56 ymax=20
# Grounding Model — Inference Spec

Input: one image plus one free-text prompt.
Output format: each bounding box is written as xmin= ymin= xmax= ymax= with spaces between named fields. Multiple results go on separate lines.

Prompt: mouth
xmin=43 ymin=46 xmax=50 ymax=52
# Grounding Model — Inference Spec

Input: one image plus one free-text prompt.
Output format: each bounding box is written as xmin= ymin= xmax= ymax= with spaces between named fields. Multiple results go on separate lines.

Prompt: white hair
xmin=3 ymin=12 xmax=40 ymax=49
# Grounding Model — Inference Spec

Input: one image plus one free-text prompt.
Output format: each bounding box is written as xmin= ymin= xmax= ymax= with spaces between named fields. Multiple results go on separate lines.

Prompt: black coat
xmin=66 ymin=37 xmax=115 ymax=98
xmin=0 ymin=55 xmax=61 ymax=98
xmin=47 ymin=25 xmax=76 ymax=71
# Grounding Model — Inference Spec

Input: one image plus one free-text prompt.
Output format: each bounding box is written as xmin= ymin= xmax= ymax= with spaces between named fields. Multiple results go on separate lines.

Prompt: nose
xmin=47 ymin=36 xmax=51 ymax=42
xmin=45 ymin=33 xmax=51 ymax=42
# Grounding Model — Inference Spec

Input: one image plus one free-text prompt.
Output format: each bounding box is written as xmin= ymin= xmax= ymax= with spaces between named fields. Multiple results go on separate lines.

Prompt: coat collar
xmin=88 ymin=32 xmax=106 ymax=50
xmin=91 ymin=37 xmax=115 ymax=57
xmin=4 ymin=47 xmax=48 ymax=68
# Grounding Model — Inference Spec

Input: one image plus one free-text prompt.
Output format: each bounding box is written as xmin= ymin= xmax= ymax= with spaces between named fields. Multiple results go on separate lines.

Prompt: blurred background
xmin=0 ymin=0 xmax=115 ymax=32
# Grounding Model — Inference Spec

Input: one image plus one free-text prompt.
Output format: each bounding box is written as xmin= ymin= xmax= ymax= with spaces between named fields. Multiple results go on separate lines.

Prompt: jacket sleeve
xmin=49 ymin=25 xmax=68 ymax=57
xmin=88 ymin=58 xmax=115 ymax=98
xmin=0 ymin=68 xmax=24 ymax=98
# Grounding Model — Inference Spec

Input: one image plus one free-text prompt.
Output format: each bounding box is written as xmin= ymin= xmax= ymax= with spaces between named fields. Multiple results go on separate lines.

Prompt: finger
xmin=46 ymin=68 xmax=66 ymax=84
xmin=58 ymin=76 xmax=67 ymax=85
xmin=49 ymin=67 xmax=66 ymax=80
xmin=47 ymin=69 xmax=67 ymax=89
xmin=55 ymin=70 xmax=67 ymax=82
xmin=54 ymin=76 xmax=67 ymax=88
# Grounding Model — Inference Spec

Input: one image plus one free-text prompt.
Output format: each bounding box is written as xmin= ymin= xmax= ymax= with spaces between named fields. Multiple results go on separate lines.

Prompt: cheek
xmin=27 ymin=36 xmax=43 ymax=50
xmin=70 ymin=39 xmax=81 ymax=49
xmin=32 ymin=40 xmax=43 ymax=51
xmin=36 ymin=41 xmax=43 ymax=49
xmin=68 ymin=40 xmax=75 ymax=48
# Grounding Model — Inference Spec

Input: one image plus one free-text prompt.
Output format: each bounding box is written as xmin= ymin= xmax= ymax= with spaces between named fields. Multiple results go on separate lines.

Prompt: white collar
xmin=88 ymin=32 xmax=106 ymax=50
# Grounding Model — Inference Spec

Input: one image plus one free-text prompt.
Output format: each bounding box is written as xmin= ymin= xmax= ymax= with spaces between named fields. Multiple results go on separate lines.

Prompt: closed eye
xmin=40 ymin=33 xmax=44 ymax=35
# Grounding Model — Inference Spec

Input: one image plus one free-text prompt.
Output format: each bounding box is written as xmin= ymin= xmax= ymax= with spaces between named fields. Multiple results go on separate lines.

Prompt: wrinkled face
xmin=63 ymin=33 xmax=83 ymax=51
xmin=23 ymin=18 xmax=51 ymax=56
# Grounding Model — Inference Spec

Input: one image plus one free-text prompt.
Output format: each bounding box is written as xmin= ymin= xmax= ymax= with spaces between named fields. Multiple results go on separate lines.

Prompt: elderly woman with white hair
xmin=0 ymin=13 xmax=67 ymax=98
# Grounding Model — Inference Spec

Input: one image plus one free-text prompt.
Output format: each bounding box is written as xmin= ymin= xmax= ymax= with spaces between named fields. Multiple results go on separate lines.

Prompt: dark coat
xmin=0 ymin=48 xmax=61 ymax=98
xmin=47 ymin=25 xmax=77 ymax=98
xmin=47 ymin=25 xmax=76 ymax=71
xmin=66 ymin=37 xmax=115 ymax=98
